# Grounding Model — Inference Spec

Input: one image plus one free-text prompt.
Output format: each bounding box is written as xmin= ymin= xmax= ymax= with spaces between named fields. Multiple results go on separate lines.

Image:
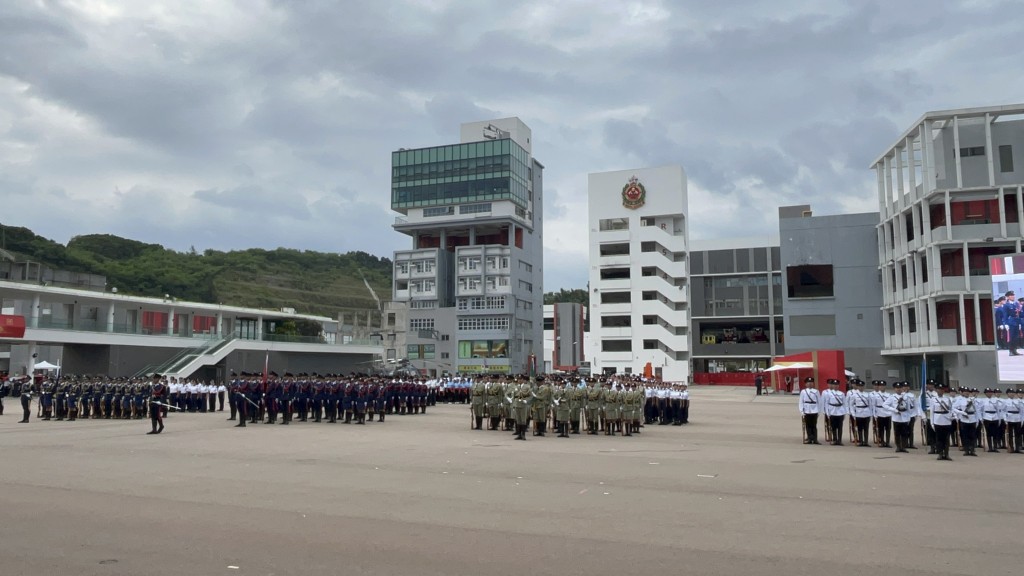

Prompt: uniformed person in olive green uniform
xmin=485 ymin=377 xmax=503 ymax=431
xmin=503 ymin=378 xmax=516 ymax=431
xmin=585 ymin=379 xmax=602 ymax=435
xmin=568 ymin=379 xmax=583 ymax=434
xmin=531 ymin=377 xmax=552 ymax=436
xmin=554 ymin=381 xmax=571 ymax=438
xmin=471 ymin=377 xmax=486 ymax=430
xmin=512 ymin=377 xmax=533 ymax=440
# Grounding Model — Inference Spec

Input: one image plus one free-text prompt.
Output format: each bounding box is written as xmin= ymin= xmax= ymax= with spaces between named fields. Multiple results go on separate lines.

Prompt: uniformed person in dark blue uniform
xmin=147 ymin=374 xmax=166 ymax=434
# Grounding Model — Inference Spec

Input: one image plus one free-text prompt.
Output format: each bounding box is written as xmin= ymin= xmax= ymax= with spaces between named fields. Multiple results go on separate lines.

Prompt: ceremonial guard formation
xmin=226 ymin=372 xmax=431 ymax=428
xmin=799 ymin=376 xmax=1024 ymax=460
xmin=469 ymin=374 xmax=687 ymax=440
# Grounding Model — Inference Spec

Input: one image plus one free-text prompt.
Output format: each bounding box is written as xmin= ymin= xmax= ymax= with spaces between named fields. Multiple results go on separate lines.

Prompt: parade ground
xmin=1 ymin=386 xmax=1022 ymax=576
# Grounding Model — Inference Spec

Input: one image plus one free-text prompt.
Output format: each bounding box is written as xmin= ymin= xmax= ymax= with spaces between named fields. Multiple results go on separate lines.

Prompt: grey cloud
xmin=1 ymin=0 xmax=1023 ymax=295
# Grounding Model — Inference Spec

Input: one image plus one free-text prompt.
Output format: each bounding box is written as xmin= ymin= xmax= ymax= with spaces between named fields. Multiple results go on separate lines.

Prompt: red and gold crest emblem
xmin=621 ymin=176 xmax=646 ymax=210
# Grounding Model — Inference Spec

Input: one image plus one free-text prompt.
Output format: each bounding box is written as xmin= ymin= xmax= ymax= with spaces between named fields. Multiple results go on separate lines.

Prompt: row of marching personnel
xmin=0 ymin=375 xmax=184 ymax=422
xmin=799 ymin=377 xmax=1024 ymax=460
xmin=227 ymin=373 xmax=432 ymax=427
xmin=469 ymin=374 xmax=690 ymax=440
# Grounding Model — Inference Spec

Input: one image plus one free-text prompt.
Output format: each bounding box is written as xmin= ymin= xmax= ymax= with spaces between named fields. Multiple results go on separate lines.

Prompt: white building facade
xmin=390 ymin=118 xmax=544 ymax=377
xmin=587 ymin=166 xmax=690 ymax=381
xmin=872 ymin=104 xmax=1024 ymax=385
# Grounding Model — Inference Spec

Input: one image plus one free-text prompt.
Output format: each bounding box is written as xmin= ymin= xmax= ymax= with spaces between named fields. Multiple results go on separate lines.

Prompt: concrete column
xmin=927 ymin=296 xmax=939 ymax=347
xmin=923 ymin=120 xmax=937 ymax=193
xmin=944 ymin=191 xmax=952 ymax=239
xmin=167 ymin=309 xmax=175 ymax=335
xmin=921 ymin=198 xmax=932 ymax=245
xmin=1018 ymin=185 xmax=1023 ymax=229
xmin=881 ymin=307 xmax=891 ymax=349
xmin=256 ymin=316 xmax=264 ymax=341
xmin=973 ymin=292 xmax=983 ymax=346
xmin=876 ymin=165 xmax=887 ymax=219
xmin=469 ymin=227 xmax=476 ymax=245
xmin=984 ymin=113 xmax=995 ymax=187
xmin=26 ymin=341 xmax=38 ymax=376
xmin=216 ymin=312 xmax=224 ymax=337
xmin=958 ymin=294 xmax=967 ymax=346
xmin=106 ymin=304 xmax=115 ymax=333
xmin=30 ymin=294 xmax=40 ymax=328
xmin=999 ymin=187 xmax=1008 ymax=238
xmin=962 ymin=240 xmax=970 ymax=290
xmin=907 ymin=135 xmax=918 ymax=200
xmin=896 ymin=143 xmax=906 ymax=212
xmin=884 ymin=156 xmax=893 ymax=215
xmin=953 ymin=116 xmax=963 ymax=188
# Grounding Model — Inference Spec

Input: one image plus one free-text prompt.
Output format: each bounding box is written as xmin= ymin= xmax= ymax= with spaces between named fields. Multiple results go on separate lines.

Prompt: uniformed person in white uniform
xmin=930 ymin=384 xmax=955 ymax=461
xmin=822 ymin=378 xmax=847 ymax=446
xmin=798 ymin=377 xmax=820 ymax=444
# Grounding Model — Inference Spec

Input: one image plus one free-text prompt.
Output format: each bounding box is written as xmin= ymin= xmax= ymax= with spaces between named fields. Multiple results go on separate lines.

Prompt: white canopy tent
xmin=33 ymin=360 xmax=61 ymax=370
xmin=764 ymin=362 xmax=813 ymax=372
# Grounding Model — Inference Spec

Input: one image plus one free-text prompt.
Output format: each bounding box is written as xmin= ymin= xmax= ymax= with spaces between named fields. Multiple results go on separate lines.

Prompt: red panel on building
xmin=0 ymin=315 xmax=26 ymax=338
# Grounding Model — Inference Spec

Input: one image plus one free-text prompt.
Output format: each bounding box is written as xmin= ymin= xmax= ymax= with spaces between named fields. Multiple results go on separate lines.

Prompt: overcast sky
xmin=1 ymin=1 xmax=1022 ymax=292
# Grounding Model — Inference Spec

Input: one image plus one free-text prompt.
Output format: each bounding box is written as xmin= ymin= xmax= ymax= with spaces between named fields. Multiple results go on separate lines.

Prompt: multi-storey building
xmin=872 ymin=104 xmax=1024 ymax=384
xmin=587 ymin=166 xmax=689 ymax=381
xmin=542 ymin=303 xmax=588 ymax=374
xmin=779 ymin=205 xmax=885 ymax=377
xmin=390 ymin=118 xmax=544 ymax=377
xmin=689 ymin=237 xmax=783 ymax=376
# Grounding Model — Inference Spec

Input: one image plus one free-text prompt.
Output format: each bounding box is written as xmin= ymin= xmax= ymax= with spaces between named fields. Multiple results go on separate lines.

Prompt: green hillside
xmin=0 ymin=224 xmax=392 ymax=318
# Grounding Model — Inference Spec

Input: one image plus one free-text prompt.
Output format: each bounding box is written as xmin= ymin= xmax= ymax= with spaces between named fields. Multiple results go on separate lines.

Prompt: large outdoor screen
xmin=990 ymin=254 xmax=1024 ymax=384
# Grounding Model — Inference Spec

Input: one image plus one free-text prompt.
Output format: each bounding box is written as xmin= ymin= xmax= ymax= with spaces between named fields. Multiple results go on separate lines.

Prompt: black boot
xmin=475 ymin=416 xmax=483 ymax=430
xmin=515 ymin=425 xmax=526 ymax=440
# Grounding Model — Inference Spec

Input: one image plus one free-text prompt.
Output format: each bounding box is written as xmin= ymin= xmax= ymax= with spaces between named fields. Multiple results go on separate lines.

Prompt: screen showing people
xmin=991 ymin=254 xmax=1024 ymax=384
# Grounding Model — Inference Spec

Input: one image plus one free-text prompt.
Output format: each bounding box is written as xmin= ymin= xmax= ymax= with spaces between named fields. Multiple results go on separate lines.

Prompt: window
xmin=409 ymin=318 xmax=435 ymax=331
xmin=599 ymin=268 xmax=630 ymax=280
xmin=1000 ymin=145 xmax=1014 ymax=173
xmin=518 ymin=260 xmax=532 ymax=272
xmin=518 ymin=280 xmax=533 ymax=292
xmin=599 ymin=243 xmax=630 ymax=256
xmin=599 ymin=218 xmax=629 ymax=231
xmin=460 ymin=203 xmax=492 ymax=214
xmin=410 ymin=300 xmax=437 ymax=309
xmin=407 ymin=344 xmax=420 ymax=360
xmin=600 ymin=291 xmax=631 ymax=304
xmin=423 ymin=206 xmax=454 ymax=217
xmin=786 ymin=265 xmax=834 ymax=298
xmin=459 ymin=340 xmax=509 ymax=358
xmin=457 ymin=316 xmax=511 ymax=331
xmin=958 ymin=146 xmax=985 ymax=157
xmin=908 ymin=307 xmax=917 ymax=334
xmin=643 ymin=340 xmax=658 ymax=350
xmin=396 ymin=262 xmax=408 ymax=274
xmin=423 ymin=344 xmax=435 ymax=359
xmin=601 ymin=340 xmax=632 ymax=352
xmin=387 ymin=313 xmax=396 ymax=326
xmin=441 ymin=352 xmax=449 ymax=359
xmin=601 ymin=315 xmax=631 ymax=327
xmin=459 ymin=278 xmax=481 ymax=291
xmin=457 ymin=296 xmax=506 ymax=310
xmin=543 ymin=317 xmax=554 ymax=330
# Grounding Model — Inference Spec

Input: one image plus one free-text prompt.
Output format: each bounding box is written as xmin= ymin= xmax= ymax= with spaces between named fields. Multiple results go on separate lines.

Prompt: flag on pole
xmin=262 ymin=351 xmax=269 ymax=392
xmin=920 ymin=352 xmax=928 ymax=413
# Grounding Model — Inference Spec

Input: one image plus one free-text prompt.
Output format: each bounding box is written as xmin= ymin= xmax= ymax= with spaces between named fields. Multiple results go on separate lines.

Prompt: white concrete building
xmin=587 ymin=166 xmax=689 ymax=381
xmin=872 ymin=104 xmax=1024 ymax=385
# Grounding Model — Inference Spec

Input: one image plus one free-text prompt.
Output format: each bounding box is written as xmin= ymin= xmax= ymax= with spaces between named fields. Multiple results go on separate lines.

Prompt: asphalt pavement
xmin=1 ymin=386 xmax=1021 ymax=576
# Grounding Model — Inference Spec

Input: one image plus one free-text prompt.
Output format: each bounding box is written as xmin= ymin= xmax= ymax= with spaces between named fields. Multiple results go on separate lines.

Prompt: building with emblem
xmin=389 ymin=118 xmax=544 ymax=377
xmin=587 ymin=166 xmax=690 ymax=381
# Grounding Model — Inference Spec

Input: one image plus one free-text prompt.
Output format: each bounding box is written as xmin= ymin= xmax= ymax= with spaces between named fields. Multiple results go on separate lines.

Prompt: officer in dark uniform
xmin=234 ymin=377 xmax=249 ymax=427
xmin=0 ymin=376 xmax=8 ymax=415
xmin=15 ymin=376 xmax=34 ymax=423
xmin=246 ymin=378 xmax=262 ymax=424
xmin=147 ymin=374 xmax=166 ymax=434
xmin=1003 ymin=291 xmax=1021 ymax=355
